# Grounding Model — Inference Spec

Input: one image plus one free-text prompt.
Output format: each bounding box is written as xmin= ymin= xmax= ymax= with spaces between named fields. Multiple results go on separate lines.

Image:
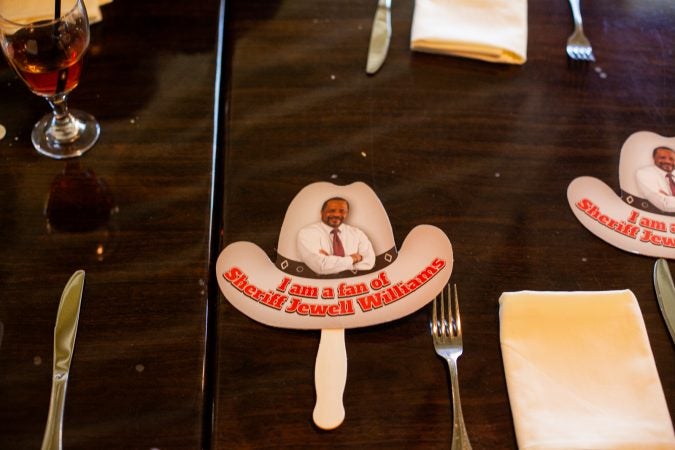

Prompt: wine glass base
xmin=31 ymin=109 xmax=101 ymax=160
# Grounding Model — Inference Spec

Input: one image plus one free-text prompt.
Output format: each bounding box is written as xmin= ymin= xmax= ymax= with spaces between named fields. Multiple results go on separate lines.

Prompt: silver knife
xmin=653 ymin=259 xmax=675 ymax=344
xmin=41 ymin=270 xmax=86 ymax=450
xmin=366 ymin=0 xmax=392 ymax=75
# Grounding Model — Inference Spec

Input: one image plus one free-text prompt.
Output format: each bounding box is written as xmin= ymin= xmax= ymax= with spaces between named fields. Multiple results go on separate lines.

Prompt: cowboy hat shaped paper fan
xmin=216 ymin=181 xmax=454 ymax=429
xmin=567 ymin=131 xmax=675 ymax=259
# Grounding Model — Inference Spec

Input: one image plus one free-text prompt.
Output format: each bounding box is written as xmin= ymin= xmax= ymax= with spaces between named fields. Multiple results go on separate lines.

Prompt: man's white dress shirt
xmin=297 ymin=222 xmax=375 ymax=275
xmin=636 ymin=164 xmax=675 ymax=213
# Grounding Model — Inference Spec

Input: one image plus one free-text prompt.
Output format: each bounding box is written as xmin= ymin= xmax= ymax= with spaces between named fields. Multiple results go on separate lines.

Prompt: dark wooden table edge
xmin=204 ymin=0 xmax=229 ymax=448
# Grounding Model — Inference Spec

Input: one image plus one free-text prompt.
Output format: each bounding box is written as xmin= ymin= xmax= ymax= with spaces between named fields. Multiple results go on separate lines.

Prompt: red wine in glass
xmin=9 ymin=22 xmax=87 ymax=96
xmin=19 ymin=58 xmax=84 ymax=96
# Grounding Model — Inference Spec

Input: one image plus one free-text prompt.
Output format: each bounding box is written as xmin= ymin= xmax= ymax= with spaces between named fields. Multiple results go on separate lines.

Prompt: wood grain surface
xmin=0 ymin=0 xmax=220 ymax=448
xmin=214 ymin=0 xmax=675 ymax=448
xmin=1 ymin=0 xmax=674 ymax=448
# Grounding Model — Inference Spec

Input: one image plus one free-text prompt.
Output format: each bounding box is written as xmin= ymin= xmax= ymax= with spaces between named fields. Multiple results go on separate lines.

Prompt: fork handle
xmin=568 ymin=0 xmax=584 ymax=28
xmin=446 ymin=358 xmax=472 ymax=450
xmin=313 ymin=328 xmax=347 ymax=430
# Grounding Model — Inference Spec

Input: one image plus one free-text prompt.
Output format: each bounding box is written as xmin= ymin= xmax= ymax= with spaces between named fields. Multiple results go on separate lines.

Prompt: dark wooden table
xmin=1 ymin=0 xmax=674 ymax=448
xmin=0 ymin=0 xmax=221 ymax=448
xmin=213 ymin=0 xmax=675 ymax=448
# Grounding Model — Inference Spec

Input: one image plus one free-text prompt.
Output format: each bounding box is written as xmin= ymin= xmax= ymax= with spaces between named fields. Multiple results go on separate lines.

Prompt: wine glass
xmin=0 ymin=0 xmax=100 ymax=159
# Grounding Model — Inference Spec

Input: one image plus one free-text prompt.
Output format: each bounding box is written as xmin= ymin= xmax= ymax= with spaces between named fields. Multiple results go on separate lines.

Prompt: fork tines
xmin=566 ymin=38 xmax=595 ymax=62
xmin=431 ymin=284 xmax=460 ymax=338
xmin=566 ymin=0 xmax=595 ymax=62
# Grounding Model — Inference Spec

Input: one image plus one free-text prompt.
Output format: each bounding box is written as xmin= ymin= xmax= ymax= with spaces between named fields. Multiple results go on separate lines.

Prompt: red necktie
xmin=668 ymin=174 xmax=675 ymax=195
xmin=331 ymin=229 xmax=345 ymax=256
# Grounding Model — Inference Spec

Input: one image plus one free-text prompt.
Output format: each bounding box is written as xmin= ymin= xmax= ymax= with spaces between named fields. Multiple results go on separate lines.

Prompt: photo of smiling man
xmin=636 ymin=146 xmax=675 ymax=213
xmin=297 ymin=197 xmax=375 ymax=276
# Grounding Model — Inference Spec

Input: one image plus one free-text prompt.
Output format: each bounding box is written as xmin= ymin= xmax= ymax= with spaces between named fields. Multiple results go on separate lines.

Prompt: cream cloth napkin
xmin=0 ymin=0 xmax=112 ymax=24
xmin=499 ymin=290 xmax=675 ymax=450
xmin=410 ymin=0 xmax=527 ymax=64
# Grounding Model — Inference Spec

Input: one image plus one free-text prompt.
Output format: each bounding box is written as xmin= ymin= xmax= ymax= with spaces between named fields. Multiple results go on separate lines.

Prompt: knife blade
xmin=365 ymin=0 xmax=391 ymax=75
xmin=653 ymin=259 xmax=675 ymax=344
xmin=41 ymin=270 xmax=86 ymax=450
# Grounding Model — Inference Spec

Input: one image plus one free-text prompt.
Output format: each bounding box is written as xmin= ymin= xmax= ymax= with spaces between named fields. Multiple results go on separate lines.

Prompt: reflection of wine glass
xmin=45 ymin=161 xmax=118 ymax=261
xmin=0 ymin=0 xmax=100 ymax=159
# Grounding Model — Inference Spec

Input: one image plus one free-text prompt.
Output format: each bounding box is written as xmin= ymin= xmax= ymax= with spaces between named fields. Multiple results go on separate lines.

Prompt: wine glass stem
xmin=46 ymin=94 xmax=81 ymax=144
xmin=49 ymin=94 xmax=70 ymax=120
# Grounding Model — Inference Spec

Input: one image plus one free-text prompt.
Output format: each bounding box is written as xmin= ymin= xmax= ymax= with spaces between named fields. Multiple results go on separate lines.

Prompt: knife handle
xmin=41 ymin=374 xmax=67 ymax=450
xmin=312 ymin=328 xmax=347 ymax=430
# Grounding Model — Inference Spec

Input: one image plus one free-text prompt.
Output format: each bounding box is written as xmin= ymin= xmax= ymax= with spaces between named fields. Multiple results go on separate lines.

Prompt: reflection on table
xmin=0 ymin=0 xmax=220 ymax=448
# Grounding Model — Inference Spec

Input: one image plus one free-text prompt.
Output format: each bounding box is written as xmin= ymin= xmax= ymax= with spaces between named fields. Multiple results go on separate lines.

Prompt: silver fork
xmin=566 ymin=0 xmax=595 ymax=61
xmin=430 ymin=284 xmax=472 ymax=450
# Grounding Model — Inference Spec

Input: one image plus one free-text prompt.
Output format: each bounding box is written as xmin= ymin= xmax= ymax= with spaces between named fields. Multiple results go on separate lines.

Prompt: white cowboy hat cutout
xmin=216 ymin=181 xmax=454 ymax=429
xmin=567 ymin=131 xmax=675 ymax=259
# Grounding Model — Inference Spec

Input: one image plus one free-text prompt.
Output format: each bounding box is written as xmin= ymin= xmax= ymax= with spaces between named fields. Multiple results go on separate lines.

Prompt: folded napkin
xmin=410 ymin=0 xmax=527 ymax=64
xmin=0 ymin=0 xmax=112 ymax=24
xmin=499 ymin=290 xmax=675 ymax=450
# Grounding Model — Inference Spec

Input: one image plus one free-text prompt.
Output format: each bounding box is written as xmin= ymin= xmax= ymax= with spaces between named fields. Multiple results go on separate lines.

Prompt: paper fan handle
xmin=312 ymin=328 xmax=347 ymax=430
